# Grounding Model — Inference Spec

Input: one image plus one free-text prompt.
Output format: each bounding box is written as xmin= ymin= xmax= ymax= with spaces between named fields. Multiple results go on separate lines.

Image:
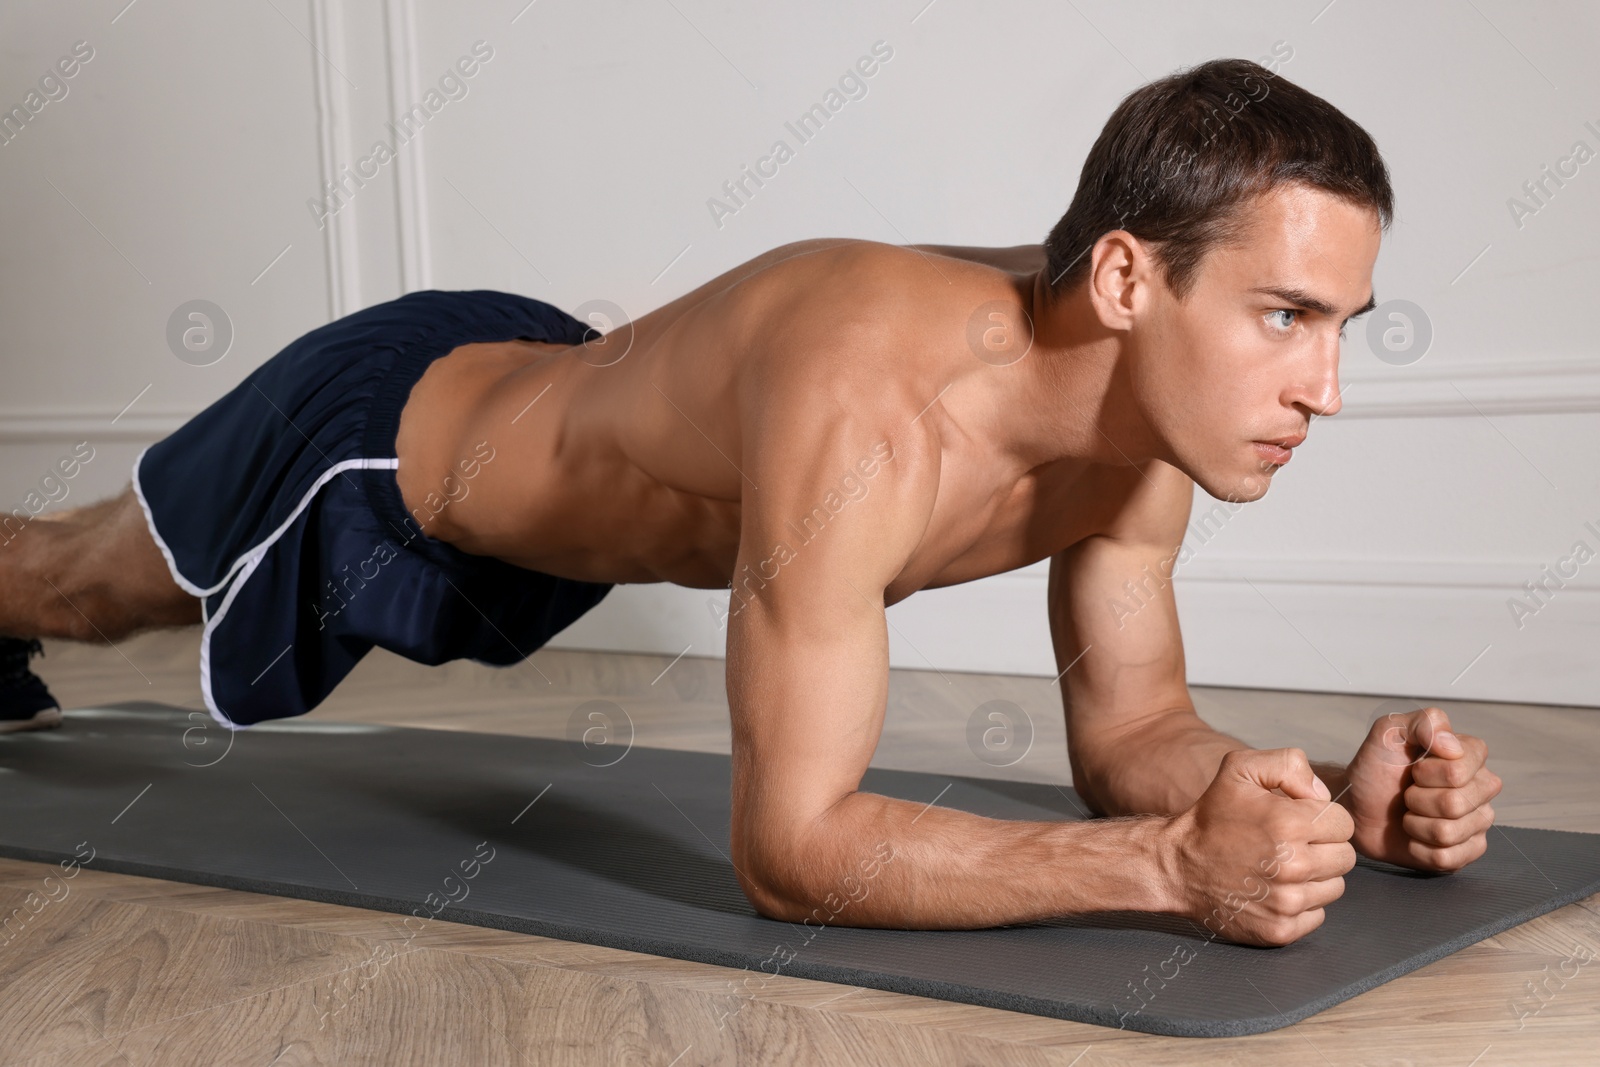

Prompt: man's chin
xmin=1193 ymin=467 xmax=1274 ymax=504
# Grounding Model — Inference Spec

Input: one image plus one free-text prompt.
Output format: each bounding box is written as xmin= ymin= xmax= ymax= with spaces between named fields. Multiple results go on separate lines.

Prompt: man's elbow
xmin=736 ymin=869 xmax=808 ymax=922
xmin=1067 ymin=744 xmax=1116 ymax=817
xmin=731 ymin=834 xmax=814 ymax=922
xmin=731 ymin=819 xmax=891 ymax=925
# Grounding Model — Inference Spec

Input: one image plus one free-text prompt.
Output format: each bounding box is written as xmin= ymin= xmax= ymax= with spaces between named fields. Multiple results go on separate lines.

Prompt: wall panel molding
xmin=383 ymin=0 xmax=431 ymax=293
xmin=4 ymin=357 xmax=1595 ymax=444
xmin=308 ymin=0 xmax=359 ymax=319
xmin=0 ymin=409 xmax=192 ymax=443
xmin=1339 ymin=359 xmax=1600 ymax=418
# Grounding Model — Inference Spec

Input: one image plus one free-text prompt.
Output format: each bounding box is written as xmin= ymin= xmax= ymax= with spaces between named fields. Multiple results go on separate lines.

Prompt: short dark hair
xmin=1043 ymin=58 xmax=1393 ymax=299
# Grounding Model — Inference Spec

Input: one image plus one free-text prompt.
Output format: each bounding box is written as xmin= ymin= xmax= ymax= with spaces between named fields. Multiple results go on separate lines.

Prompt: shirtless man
xmin=0 ymin=59 xmax=1500 ymax=945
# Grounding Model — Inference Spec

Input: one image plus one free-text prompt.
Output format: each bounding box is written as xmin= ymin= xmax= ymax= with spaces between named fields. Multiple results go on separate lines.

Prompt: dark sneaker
xmin=0 ymin=638 xmax=62 ymax=733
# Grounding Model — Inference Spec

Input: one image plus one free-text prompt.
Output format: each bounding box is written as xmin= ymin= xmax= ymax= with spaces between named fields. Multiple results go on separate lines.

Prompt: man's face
xmin=1129 ymin=184 xmax=1381 ymax=503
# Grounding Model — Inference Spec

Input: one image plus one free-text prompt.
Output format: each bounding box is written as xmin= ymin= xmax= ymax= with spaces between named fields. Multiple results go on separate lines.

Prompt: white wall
xmin=2 ymin=1 xmax=1596 ymax=706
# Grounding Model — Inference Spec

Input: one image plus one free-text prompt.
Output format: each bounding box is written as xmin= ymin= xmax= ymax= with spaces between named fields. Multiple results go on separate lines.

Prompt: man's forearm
xmin=741 ymin=790 xmax=1180 ymax=930
xmin=1075 ymin=709 xmax=1252 ymax=816
xmin=1076 ymin=709 xmax=1352 ymax=818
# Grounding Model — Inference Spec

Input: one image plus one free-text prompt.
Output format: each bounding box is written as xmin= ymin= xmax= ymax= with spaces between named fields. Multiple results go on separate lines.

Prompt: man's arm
xmin=1051 ymin=466 xmax=1498 ymax=873
xmin=1049 ymin=463 xmax=1254 ymax=816
xmin=725 ymin=401 xmax=1177 ymax=929
xmin=719 ymin=333 xmax=1351 ymax=942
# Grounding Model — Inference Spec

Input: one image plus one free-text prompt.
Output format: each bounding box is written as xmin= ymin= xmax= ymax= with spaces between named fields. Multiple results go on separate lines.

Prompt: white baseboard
xmin=1170 ymin=577 xmax=1598 ymax=707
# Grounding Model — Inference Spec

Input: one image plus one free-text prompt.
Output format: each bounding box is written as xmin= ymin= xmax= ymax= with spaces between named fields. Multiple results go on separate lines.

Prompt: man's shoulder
xmin=747 ymin=239 xmax=1020 ymax=322
xmin=739 ymin=239 xmax=1022 ymax=382
xmin=724 ymin=238 xmax=1041 ymax=504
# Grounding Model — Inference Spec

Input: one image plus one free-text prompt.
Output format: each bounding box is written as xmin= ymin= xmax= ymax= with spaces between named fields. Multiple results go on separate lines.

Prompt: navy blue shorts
xmin=133 ymin=290 xmax=613 ymax=730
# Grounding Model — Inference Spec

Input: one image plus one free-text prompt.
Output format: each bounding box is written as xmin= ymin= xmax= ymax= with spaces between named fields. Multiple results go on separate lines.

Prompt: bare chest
xmin=884 ymin=456 xmax=1127 ymax=604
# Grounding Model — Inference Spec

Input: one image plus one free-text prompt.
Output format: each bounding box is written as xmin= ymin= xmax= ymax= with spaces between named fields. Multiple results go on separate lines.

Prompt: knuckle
xmin=1334 ymin=806 xmax=1356 ymax=838
xmin=1410 ymin=845 xmax=1446 ymax=872
xmin=1442 ymin=835 xmax=1487 ymax=871
xmin=1402 ymin=813 xmax=1437 ymax=844
xmin=1280 ymin=883 xmax=1318 ymax=915
xmin=1267 ymin=884 xmax=1300 ymax=914
xmin=1274 ymin=832 xmax=1309 ymax=864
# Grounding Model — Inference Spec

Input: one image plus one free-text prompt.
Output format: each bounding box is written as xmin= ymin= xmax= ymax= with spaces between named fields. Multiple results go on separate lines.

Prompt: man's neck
xmin=984 ymin=271 xmax=1162 ymax=472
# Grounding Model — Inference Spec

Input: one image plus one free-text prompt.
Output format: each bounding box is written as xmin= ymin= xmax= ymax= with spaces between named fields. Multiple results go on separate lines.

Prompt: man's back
xmin=395 ymin=238 xmax=1152 ymax=598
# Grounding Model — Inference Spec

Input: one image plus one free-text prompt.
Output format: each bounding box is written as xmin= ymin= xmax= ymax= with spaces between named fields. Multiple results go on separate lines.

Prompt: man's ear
xmin=1086 ymin=230 xmax=1155 ymax=331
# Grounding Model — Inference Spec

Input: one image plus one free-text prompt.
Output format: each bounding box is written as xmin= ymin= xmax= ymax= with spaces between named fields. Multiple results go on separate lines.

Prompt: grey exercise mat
xmin=2 ymin=703 xmax=1597 ymax=1038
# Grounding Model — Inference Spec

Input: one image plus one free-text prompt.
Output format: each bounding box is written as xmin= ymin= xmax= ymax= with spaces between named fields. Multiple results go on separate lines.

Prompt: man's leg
xmin=0 ymin=486 xmax=200 ymax=730
xmin=2 ymin=486 xmax=200 ymax=640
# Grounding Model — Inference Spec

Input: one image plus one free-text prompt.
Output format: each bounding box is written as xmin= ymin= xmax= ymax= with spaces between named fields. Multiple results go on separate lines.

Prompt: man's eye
xmin=1265 ymin=309 xmax=1298 ymax=332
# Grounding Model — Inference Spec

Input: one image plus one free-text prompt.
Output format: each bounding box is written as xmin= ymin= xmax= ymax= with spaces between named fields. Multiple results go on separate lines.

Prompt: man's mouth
xmin=1252 ymin=436 xmax=1302 ymax=466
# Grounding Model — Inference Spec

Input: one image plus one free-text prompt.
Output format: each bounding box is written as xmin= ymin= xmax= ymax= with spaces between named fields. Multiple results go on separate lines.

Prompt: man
xmin=0 ymin=59 xmax=1499 ymax=945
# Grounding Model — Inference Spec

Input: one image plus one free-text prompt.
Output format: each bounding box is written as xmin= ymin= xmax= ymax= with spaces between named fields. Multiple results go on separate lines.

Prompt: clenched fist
xmin=1343 ymin=706 xmax=1502 ymax=871
xmin=1166 ymin=748 xmax=1357 ymax=946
